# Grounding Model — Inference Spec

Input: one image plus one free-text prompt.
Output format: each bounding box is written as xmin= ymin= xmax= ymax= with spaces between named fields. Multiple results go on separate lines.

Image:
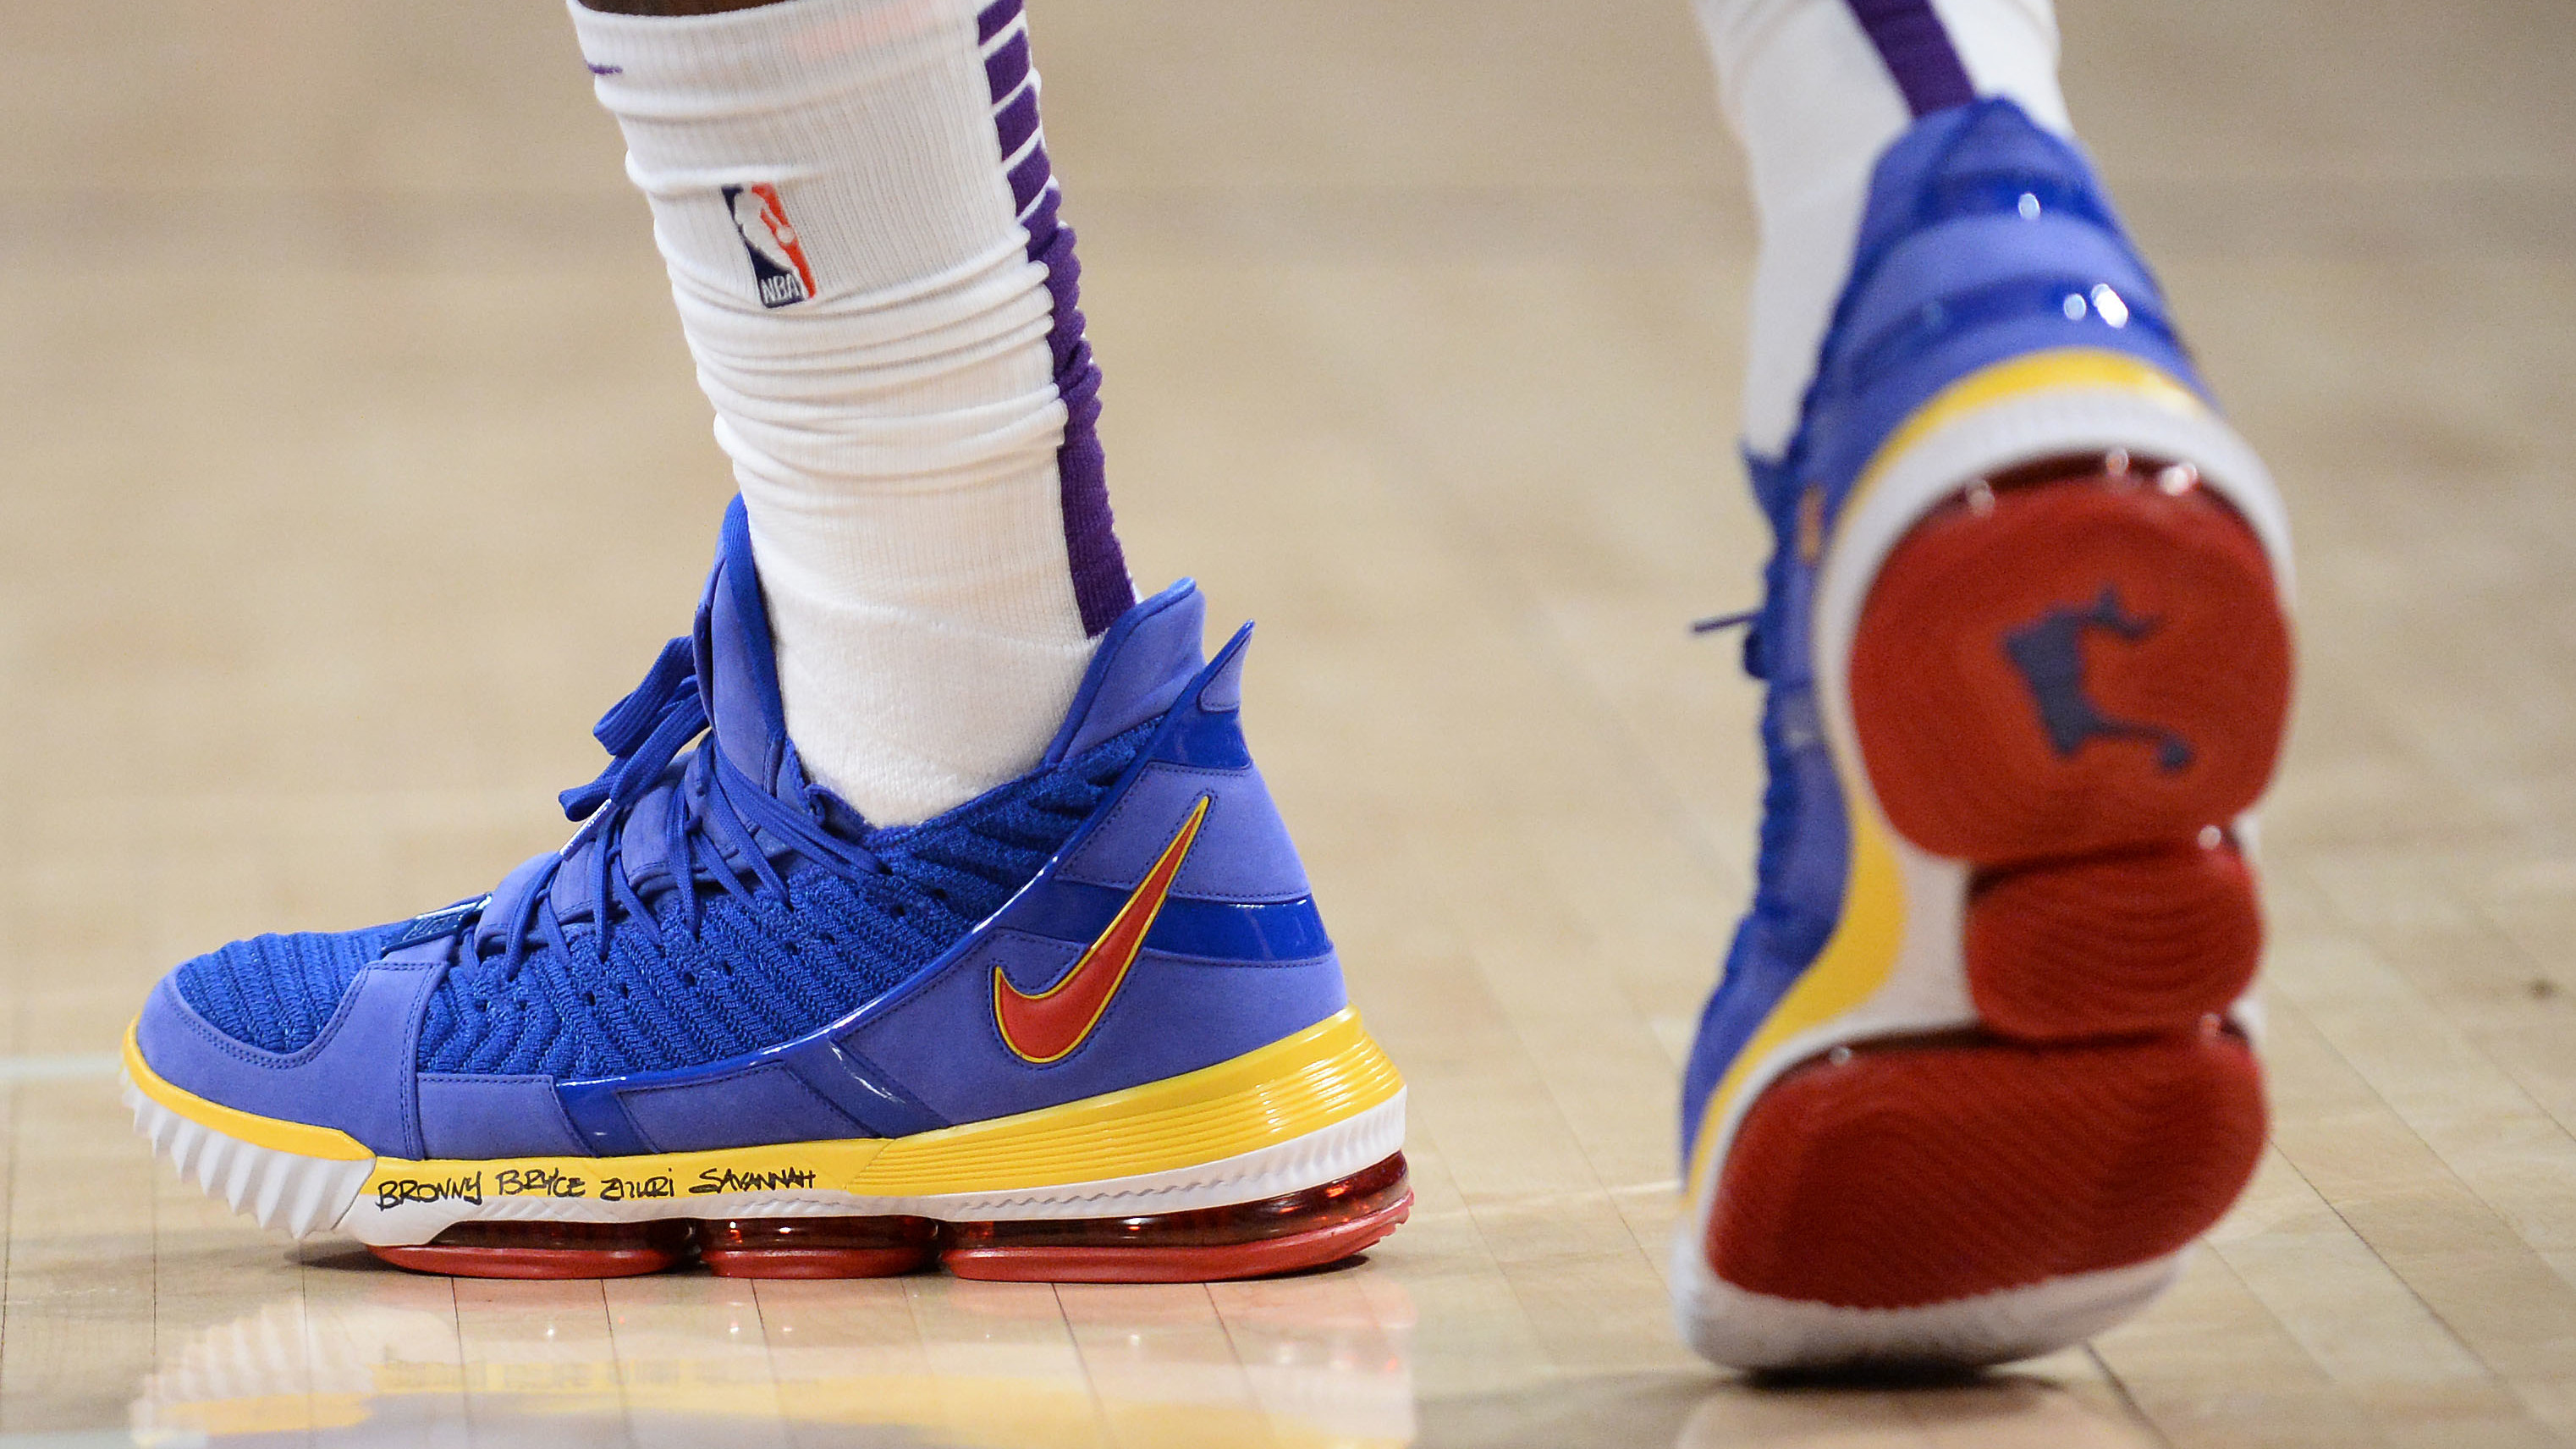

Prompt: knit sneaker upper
xmin=172 ymin=925 xmax=404 ymax=1055
xmin=410 ymin=722 xmax=1150 ymax=1079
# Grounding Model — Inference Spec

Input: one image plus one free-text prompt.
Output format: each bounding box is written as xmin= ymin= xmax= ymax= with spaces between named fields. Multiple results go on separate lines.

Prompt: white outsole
xmin=125 ymin=1073 xmax=374 ymax=1239
xmin=1672 ymin=383 xmax=2290 ymax=1369
xmin=1671 ymin=1239 xmax=2185 ymax=1372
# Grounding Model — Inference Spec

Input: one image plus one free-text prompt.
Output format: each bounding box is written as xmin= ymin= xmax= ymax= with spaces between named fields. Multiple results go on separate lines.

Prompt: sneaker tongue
xmin=695 ymin=497 xmax=795 ymax=797
xmin=502 ymin=500 xmax=792 ymax=948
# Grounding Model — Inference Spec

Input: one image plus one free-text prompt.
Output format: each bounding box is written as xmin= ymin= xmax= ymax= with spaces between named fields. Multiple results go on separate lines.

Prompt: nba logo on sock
xmin=723 ymin=183 xmax=817 ymax=308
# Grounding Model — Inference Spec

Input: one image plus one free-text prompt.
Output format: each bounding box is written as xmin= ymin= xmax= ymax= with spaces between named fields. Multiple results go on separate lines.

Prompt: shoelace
xmin=489 ymin=636 xmax=886 ymax=978
xmin=1692 ymin=587 xmax=1822 ymax=946
xmin=1690 ymin=607 xmax=1768 ymax=680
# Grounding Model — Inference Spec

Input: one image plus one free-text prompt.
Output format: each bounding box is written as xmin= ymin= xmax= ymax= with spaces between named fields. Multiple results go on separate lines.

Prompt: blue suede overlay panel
xmin=419 ymin=1074 xmax=589 ymax=1159
xmin=1051 ymin=762 xmax=1312 ymax=902
xmin=615 ymin=1062 xmax=864 ymax=1154
xmin=138 ymin=951 xmax=444 ymax=1160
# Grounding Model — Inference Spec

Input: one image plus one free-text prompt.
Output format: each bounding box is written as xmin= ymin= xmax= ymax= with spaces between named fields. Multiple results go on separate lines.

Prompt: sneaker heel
xmin=1849 ymin=455 xmax=2293 ymax=867
xmin=1698 ymin=458 xmax=2289 ymax=1311
xmin=1852 ymin=455 xmax=2291 ymax=1044
xmin=1708 ymin=1022 xmax=2265 ymax=1309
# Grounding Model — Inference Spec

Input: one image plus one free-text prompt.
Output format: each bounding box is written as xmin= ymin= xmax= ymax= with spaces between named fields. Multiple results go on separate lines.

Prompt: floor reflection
xmin=132 ymin=1253 xmax=1417 ymax=1447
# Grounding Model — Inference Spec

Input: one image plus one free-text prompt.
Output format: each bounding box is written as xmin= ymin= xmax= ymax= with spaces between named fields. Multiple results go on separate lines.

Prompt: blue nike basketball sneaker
xmin=125 ymin=499 xmax=1407 ymax=1281
xmin=1676 ymin=100 xmax=2295 ymax=1367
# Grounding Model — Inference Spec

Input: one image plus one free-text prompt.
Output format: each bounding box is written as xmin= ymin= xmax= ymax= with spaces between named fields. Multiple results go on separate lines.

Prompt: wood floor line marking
xmin=1412 ymin=1178 xmax=1684 ymax=1226
xmin=0 ymin=1056 xmax=118 ymax=1083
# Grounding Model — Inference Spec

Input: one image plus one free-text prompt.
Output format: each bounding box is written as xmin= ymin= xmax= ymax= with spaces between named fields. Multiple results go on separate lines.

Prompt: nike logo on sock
xmin=993 ymin=796 xmax=1210 ymax=1065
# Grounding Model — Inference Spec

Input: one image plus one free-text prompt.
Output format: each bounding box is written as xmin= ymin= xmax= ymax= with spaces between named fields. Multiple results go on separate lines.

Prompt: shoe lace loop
xmin=558 ymin=636 xmax=701 ymax=823
xmin=490 ymin=636 xmax=884 ymax=977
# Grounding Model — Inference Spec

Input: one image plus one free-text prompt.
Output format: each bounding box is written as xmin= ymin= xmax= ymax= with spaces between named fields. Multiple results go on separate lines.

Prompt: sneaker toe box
xmin=169 ymin=927 xmax=398 ymax=1055
xmin=135 ymin=927 xmax=444 ymax=1159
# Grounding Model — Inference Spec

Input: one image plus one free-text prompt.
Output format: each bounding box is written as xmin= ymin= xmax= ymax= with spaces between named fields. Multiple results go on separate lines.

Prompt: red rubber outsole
xmin=1847 ymin=459 xmax=2292 ymax=865
xmin=697 ymin=1215 xmax=940 ymax=1280
xmin=365 ymin=1153 xmax=1409 ymax=1284
xmin=369 ymin=1244 xmax=691 ymax=1279
xmin=1709 ymin=1024 xmax=2265 ymax=1310
xmin=1966 ymin=837 xmax=2262 ymax=1041
xmin=1705 ymin=458 xmax=2290 ymax=1312
xmin=370 ymin=1219 xmax=696 ymax=1280
xmin=943 ymin=1154 xmax=1413 ymax=1283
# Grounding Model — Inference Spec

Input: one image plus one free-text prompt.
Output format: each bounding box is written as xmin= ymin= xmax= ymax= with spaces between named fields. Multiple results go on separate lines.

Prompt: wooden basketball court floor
xmin=3 ymin=0 xmax=2573 ymax=1443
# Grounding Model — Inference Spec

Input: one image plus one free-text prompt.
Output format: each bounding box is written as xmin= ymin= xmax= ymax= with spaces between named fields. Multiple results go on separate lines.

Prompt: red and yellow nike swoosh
xmin=994 ymin=796 xmax=1211 ymax=1066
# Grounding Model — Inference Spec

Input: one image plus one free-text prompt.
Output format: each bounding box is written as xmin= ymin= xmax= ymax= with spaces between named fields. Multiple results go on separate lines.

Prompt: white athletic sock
xmin=570 ymin=0 xmax=1133 ymax=827
xmin=1694 ymin=0 xmax=2072 ymax=455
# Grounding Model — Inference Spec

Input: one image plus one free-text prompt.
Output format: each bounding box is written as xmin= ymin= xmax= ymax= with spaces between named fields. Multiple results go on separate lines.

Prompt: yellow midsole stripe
xmin=1686 ymin=349 xmax=2205 ymax=1193
xmin=345 ymin=1008 xmax=1400 ymax=1207
xmin=124 ymin=1022 xmax=375 ymax=1161
xmin=1861 ymin=347 xmax=2206 ymax=505
xmin=857 ymin=1016 xmax=1397 ymax=1193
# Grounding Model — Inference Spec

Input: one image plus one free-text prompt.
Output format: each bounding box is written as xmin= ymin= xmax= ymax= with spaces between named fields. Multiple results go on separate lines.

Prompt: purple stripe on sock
xmin=1035 ymin=212 xmax=1129 ymax=634
xmin=1021 ymin=185 xmax=1061 ymax=244
xmin=976 ymin=8 xmax=1132 ymax=636
xmin=975 ymin=0 xmax=1022 ymax=44
xmin=983 ymin=31 xmax=1031 ymax=103
xmin=1007 ymin=146 xmax=1054 ymax=213
xmin=1843 ymin=0 xmax=1976 ymax=116
xmin=1056 ymin=419 xmax=1127 ymax=634
xmin=994 ymin=85 xmax=1040 ymax=158
xmin=1032 ymin=210 xmax=1084 ymax=376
